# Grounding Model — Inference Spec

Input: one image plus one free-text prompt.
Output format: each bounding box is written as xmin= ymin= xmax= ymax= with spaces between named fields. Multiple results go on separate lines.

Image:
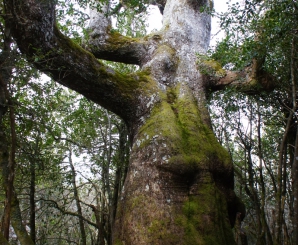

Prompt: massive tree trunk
xmin=5 ymin=0 xmax=246 ymax=244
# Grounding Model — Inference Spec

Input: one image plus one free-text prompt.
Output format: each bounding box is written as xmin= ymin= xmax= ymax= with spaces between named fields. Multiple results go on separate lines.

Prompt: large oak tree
xmin=3 ymin=0 xmax=275 ymax=244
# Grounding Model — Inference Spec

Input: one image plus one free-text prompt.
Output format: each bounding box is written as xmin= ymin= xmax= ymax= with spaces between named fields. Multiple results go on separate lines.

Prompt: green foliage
xmin=209 ymin=8 xmax=298 ymax=243
xmin=56 ymin=0 xmax=90 ymax=43
xmin=6 ymin=73 xmax=128 ymax=243
xmin=210 ymin=35 xmax=256 ymax=70
xmin=209 ymin=86 xmax=291 ymax=244
xmin=212 ymin=0 xmax=298 ymax=80
xmin=55 ymin=0 xmax=150 ymax=44
xmin=0 ymin=1 xmax=132 ymax=242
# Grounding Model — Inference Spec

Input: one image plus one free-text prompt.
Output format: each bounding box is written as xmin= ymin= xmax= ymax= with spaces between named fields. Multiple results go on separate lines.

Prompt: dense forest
xmin=0 ymin=0 xmax=297 ymax=244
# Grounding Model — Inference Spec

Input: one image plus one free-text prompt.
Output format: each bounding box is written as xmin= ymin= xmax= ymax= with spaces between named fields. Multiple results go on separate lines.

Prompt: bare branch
xmin=38 ymin=198 xmax=98 ymax=228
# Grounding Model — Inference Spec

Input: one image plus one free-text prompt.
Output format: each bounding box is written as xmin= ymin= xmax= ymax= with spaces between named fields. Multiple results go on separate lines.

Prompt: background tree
xmin=209 ymin=1 xmax=298 ymax=244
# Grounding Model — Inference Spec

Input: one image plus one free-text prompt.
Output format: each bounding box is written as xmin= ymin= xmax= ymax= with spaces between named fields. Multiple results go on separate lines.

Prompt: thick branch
xmin=4 ymin=0 xmax=148 ymax=122
xmin=205 ymin=65 xmax=276 ymax=94
xmin=87 ymin=31 xmax=149 ymax=65
xmin=87 ymin=6 xmax=151 ymax=65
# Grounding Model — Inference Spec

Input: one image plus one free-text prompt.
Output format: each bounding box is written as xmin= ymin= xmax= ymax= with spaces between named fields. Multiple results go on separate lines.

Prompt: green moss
xmin=52 ymin=26 xmax=161 ymax=110
xmin=107 ymin=30 xmax=139 ymax=47
xmin=130 ymin=195 xmax=146 ymax=209
xmin=144 ymin=33 xmax=162 ymax=41
xmin=137 ymin=83 xmax=231 ymax=171
xmin=197 ymin=54 xmax=226 ymax=78
xmin=121 ymin=82 xmax=236 ymax=245
xmin=113 ymin=239 xmax=124 ymax=245
xmin=111 ymin=70 xmax=144 ymax=94
xmin=175 ymin=175 xmax=235 ymax=245
xmin=147 ymin=219 xmax=178 ymax=242
xmin=203 ymin=60 xmax=226 ymax=76
xmin=118 ymin=193 xmax=177 ymax=244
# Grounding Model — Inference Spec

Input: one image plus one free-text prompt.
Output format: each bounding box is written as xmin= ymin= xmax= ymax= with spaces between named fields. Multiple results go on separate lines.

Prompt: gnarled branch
xmin=4 ymin=0 xmax=151 ymax=122
xmin=87 ymin=4 xmax=154 ymax=65
xmin=203 ymin=63 xmax=276 ymax=94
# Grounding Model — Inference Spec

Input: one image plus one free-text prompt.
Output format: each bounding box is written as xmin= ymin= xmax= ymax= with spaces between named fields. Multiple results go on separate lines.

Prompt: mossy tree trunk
xmin=5 ymin=0 xmax=247 ymax=244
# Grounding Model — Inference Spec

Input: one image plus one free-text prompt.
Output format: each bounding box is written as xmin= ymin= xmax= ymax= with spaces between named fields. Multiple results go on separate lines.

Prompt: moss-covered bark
xmin=113 ymin=83 xmax=243 ymax=244
xmin=4 ymin=0 xmax=151 ymax=123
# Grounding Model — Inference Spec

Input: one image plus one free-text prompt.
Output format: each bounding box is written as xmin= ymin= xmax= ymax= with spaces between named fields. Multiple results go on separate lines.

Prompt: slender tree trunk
xmin=257 ymin=105 xmax=273 ymax=245
xmin=0 ymin=18 xmax=33 ymax=245
xmin=110 ymin=122 xmax=129 ymax=228
xmin=2 ymin=96 xmax=17 ymax=242
xmin=241 ymin=104 xmax=264 ymax=245
xmin=105 ymin=110 xmax=112 ymax=203
xmin=29 ymin=160 xmax=36 ymax=243
xmin=29 ymin=137 xmax=40 ymax=244
xmin=0 ymin=127 xmax=10 ymax=244
xmin=85 ymin=181 xmax=108 ymax=244
xmin=291 ymin=35 xmax=298 ymax=245
xmin=68 ymin=150 xmax=87 ymax=245
xmin=248 ymin=150 xmax=264 ymax=245
xmin=93 ymin=202 xmax=106 ymax=245
xmin=292 ymin=121 xmax=298 ymax=245
xmin=0 ymin=18 xmax=13 ymax=242
xmin=0 ymin=74 xmax=34 ymax=245
xmin=10 ymin=192 xmax=35 ymax=245
xmin=275 ymin=109 xmax=293 ymax=244
xmin=276 ymin=153 xmax=283 ymax=245
xmin=104 ymin=110 xmax=113 ymax=244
